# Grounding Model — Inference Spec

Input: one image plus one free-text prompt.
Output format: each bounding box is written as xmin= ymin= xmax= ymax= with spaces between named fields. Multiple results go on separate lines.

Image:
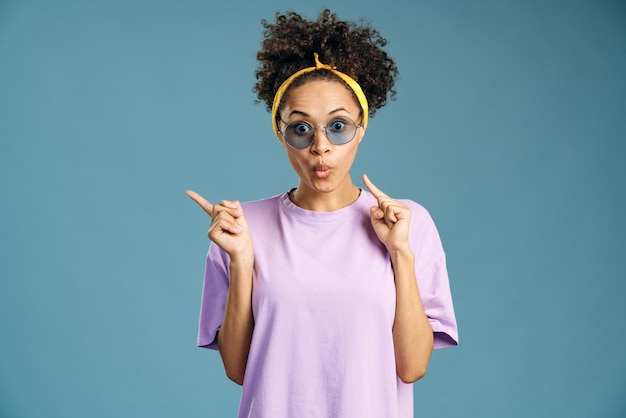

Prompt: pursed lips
xmin=314 ymin=164 xmax=331 ymax=178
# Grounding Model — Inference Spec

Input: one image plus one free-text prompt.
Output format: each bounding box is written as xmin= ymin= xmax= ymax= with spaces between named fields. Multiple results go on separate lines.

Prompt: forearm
xmin=390 ymin=248 xmax=434 ymax=383
xmin=217 ymin=257 xmax=254 ymax=385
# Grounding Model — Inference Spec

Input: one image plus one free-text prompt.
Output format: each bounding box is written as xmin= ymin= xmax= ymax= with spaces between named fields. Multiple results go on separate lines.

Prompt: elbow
xmin=220 ymin=347 xmax=246 ymax=385
xmin=217 ymin=332 xmax=249 ymax=386
xmin=224 ymin=365 xmax=245 ymax=386
xmin=397 ymin=364 xmax=428 ymax=384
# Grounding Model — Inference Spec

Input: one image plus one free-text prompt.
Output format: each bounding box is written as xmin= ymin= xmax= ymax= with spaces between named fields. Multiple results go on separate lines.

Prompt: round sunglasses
xmin=278 ymin=116 xmax=363 ymax=149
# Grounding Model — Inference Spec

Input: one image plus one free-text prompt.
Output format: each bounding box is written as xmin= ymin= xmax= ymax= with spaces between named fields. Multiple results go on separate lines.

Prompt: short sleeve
xmin=420 ymin=255 xmax=458 ymax=348
xmin=196 ymin=243 xmax=230 ymax=350
xmin=404 ymin=200 xmax=459 ymax=349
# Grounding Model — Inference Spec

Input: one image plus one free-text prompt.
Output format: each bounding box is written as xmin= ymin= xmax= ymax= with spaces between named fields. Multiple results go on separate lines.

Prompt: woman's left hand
xmin=363 ymin=174 xmax=412 ymax=254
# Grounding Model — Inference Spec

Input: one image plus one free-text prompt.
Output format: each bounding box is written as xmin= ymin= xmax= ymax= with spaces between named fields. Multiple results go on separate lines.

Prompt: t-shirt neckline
xmin=279 ymin=188 xmax=370 ymax=222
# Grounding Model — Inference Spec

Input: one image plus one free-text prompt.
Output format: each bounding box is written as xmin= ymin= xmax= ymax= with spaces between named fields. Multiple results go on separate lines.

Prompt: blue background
xmin=1 ymin=0 xmax=624 ymax=417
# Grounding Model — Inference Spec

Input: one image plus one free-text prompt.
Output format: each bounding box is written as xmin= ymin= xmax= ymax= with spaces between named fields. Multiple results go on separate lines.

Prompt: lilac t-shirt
xmin=197 ymin=190 xmax=458 ymax=418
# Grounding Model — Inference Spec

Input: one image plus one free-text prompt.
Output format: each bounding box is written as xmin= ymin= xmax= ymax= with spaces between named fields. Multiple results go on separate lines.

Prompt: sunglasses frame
xmin=277 ymin=116 xmax=363 ymax=150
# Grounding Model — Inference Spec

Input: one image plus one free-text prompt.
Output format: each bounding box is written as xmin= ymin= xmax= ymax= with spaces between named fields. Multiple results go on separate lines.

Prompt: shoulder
xmin=399 ymin=198 xmax=437 ymax=232
xmin=240 ymin=193 xmax=284 ymax=212
xmin=399 ymin=198 xmax=431 ymax=220
xmin=368 ymin=194 xmax=444 ymax=259
xmin=398 ymin=198 xmax=445 ymax=262
xmin=239 ymin=193 xmax=286 ymax=223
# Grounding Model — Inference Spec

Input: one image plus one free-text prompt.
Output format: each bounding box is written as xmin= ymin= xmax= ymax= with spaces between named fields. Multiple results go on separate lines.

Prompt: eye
xmin=328 ymin=120 xmax=347 ymax=132
xmin=288 ymin=122 xmax=312 ymax=136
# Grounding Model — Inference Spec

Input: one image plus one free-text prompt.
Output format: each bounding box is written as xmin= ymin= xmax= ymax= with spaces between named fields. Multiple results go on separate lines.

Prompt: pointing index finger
xmin=362 ymin=174 xmax=388 ymax=200
xmin=185 ymin=190 xmax=214 ymax=217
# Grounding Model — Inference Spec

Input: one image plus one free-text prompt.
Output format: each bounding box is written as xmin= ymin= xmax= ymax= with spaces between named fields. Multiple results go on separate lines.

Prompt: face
xmin=278 ymin=79 xmax=364 ymax=200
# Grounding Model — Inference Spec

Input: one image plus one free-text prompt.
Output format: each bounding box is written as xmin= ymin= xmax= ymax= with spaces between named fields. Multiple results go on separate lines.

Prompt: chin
xmin=306 ymin=179 xmax=338 ymax=194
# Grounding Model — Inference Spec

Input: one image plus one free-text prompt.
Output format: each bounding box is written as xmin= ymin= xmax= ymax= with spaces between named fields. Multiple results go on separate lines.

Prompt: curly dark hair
xmin=254 ymin=9 xmax=398 ymax=118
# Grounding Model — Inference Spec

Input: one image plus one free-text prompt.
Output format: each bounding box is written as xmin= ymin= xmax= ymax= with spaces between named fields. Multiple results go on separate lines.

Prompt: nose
xmin=310 ymin=126 xmax=331 ymax=154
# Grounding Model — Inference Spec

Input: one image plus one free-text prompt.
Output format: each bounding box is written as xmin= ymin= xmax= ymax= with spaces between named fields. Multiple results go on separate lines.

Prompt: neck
xmin=290 ymin=182 xmax=361 ymax=212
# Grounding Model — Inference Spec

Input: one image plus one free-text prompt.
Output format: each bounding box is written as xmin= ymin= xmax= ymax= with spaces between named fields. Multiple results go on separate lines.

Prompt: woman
xmin=187 ymin=9 xmax=458 ymax=418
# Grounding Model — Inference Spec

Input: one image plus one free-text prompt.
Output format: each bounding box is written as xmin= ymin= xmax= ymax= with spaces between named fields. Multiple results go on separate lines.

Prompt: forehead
xmin=282 ymin=79 xmax=361 ymax=116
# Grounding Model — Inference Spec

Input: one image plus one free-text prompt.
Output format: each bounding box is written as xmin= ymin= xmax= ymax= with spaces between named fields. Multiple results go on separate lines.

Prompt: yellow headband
xmin=271 ymin=53 xmax=369 ymax=137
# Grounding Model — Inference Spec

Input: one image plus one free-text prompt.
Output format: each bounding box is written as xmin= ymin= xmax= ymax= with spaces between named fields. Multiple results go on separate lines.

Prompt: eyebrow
xmin=287 ymin=107 xmax=351 ymax=118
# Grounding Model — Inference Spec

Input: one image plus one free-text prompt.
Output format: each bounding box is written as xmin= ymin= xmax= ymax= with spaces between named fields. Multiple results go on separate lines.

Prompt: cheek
xmin=346 ymin=138 xmax=361 ymax=156
xmin=284 ymin=149 xmax=307 ymax=171
xmin=333 ymin=144 xmax=359 ymax=172
xmin=346 ymin=148 xmax=359 ymax=166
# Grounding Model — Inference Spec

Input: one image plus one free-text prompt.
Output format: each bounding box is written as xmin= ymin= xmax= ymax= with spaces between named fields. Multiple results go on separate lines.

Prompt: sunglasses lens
xmin=282 ymin=118 xmax=358 ymax=149
xmin=284 ymin=122 xmax=314 ymax=149
xmin=326 ymin=119 xmax=355 ymax=145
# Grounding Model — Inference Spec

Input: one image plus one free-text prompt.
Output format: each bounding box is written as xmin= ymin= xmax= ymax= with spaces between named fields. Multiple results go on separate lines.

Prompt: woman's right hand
xmin=185 ymin=190 xmax=254 ymax=265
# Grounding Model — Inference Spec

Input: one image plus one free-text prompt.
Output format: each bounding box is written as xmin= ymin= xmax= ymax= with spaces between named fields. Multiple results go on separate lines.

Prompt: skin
xmin=277 ymin=80 xmax=364 ymax=212
xmin=186 ymin=79 xmax=434 ymax=385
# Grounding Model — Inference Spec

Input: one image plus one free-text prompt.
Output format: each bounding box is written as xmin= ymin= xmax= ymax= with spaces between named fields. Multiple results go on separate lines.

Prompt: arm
xmin=217 ymin=255 xmax=254 ymax=385
xmin=389 ymin=248 xmax=434 ymax=383
xmin=362 ymin=175 xmax=434 ymax=383
xmin=186 ymin=191 xmax=255 ymax=385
